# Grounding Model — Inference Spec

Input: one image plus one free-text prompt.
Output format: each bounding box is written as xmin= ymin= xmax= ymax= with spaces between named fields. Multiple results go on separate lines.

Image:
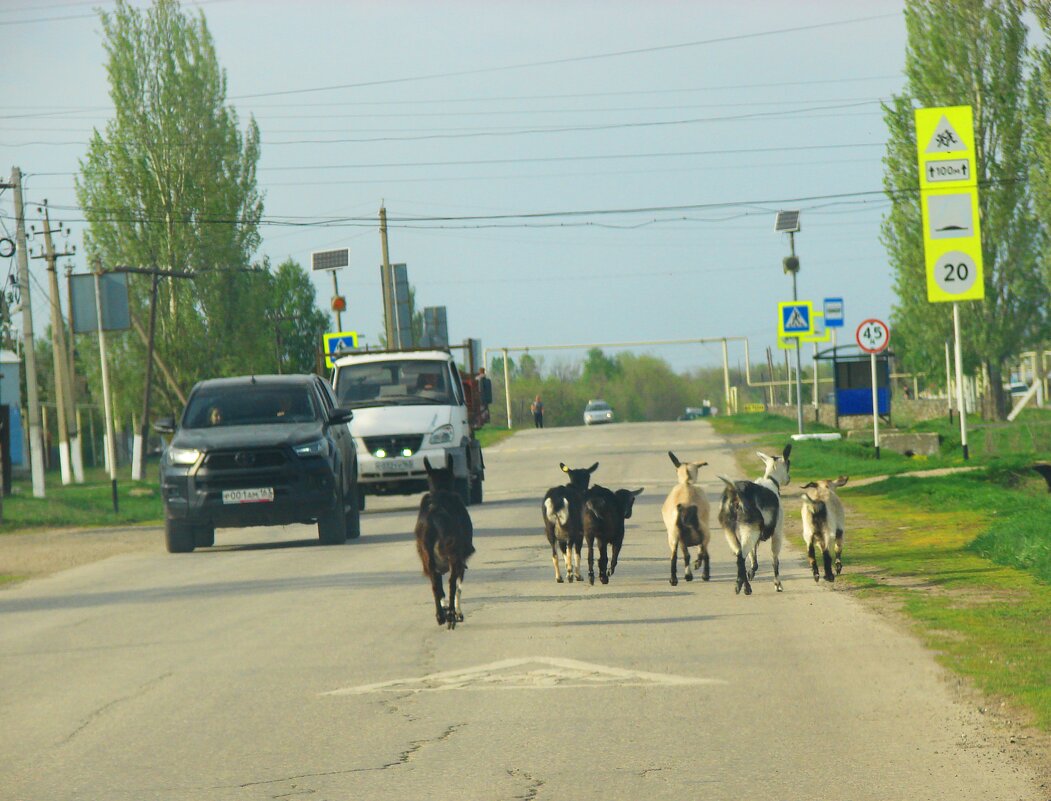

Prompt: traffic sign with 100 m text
xmin=914 ymin=106 xmax=984 ymax=303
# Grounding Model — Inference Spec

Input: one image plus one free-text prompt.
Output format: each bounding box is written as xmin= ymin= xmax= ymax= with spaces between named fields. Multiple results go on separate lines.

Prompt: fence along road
xmin=0 ymin=420 xmax=1042 ymax=800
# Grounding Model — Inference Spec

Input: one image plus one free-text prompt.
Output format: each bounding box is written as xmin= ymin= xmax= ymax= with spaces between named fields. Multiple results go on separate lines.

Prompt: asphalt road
xmin=0 ymin=421 xmax=1042 ymax=800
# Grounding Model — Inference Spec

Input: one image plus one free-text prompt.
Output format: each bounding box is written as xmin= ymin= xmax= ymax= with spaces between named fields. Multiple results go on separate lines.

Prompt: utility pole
xmin=11 ymin=168 xmax=46 ymax=498
xmin=379 ymin=204 xmax=395 ymax=347
xmin=64 ymin=262 xmax=84 ymax=481
xmin=124 ymin=266 xmax=194 ymax=482
xmin=93 ymin=264 xmax=118 ymax=511
xmin=35 ymin=202 xmax=79 ymax=484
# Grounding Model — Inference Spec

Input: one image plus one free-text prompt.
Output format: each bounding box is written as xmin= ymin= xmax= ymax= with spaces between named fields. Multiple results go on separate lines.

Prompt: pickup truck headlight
xmin=293 ymin=438 xmax=329 ymax=457
xmin=429 ymin=424 xmax=454 ymax=445
xmin=167 ymin=447 xmax=201 ymax=466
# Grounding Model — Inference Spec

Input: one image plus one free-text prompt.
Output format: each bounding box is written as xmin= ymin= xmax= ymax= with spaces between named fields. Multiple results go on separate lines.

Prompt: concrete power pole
xmin=37 ymin=203 xmax=80 ymax=484
xmin=379 ymin=204 xmax=395 ymax=348
xmin=11 ymin=168 xmax=46 ymax=498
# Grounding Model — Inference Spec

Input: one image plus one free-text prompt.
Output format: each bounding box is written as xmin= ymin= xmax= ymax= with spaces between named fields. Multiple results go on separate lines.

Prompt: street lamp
xmin=775 ymin=210 xmax=804 ymax=435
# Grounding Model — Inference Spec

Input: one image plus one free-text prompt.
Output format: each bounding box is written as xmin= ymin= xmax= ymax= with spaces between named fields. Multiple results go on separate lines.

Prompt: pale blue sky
xmin=2 ymin=0 xmax=907 ymax=372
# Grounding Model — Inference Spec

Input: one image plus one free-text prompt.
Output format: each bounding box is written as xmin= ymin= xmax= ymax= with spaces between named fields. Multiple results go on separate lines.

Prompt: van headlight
xmin=294 ymin=438 xmax=329 ymax=457
xmin=167 ymin=447 xmax=200 ymax=466
xmin=429 ymin=424 xmax=454 ymax=445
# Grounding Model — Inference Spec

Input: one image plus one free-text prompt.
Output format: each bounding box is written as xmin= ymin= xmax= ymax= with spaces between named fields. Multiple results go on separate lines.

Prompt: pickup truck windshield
xmin=183 ymin=385 xmax=320 ymax=428
xmin=336 ymin=360 xmax=454 ymax=406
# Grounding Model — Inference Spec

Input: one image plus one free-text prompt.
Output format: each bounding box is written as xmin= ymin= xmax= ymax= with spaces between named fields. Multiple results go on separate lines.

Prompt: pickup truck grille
xmin=204 ymin=449 xmax=288 ymax=470
xmin=363 ymin=435 xmax=424 ymax=456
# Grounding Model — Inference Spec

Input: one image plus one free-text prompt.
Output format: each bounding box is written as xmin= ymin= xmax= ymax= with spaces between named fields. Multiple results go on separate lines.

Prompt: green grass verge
xmin=0 ymin=467 xmax=163 ymax=535
xmin=841 ymin=487 xmax=1051 ymax=730
xmin=475 ymin=426 xmax=516 ymax=449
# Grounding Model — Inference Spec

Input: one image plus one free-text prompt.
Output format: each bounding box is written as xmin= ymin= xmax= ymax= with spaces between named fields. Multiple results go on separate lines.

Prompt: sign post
xmin=778 ymin=301 xmax=813 ymax=434
xmin=915 ymin=106 xmax=982 ymax=460
xmin=857 ymin=318 xmax=890 ymax=459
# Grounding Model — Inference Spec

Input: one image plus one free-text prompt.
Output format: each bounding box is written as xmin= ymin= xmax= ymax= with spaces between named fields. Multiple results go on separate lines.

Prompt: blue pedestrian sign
xmin=824 ymin=297 xmax=845 ymax=328
xmin=323 ymin=330 xmax=359 ymax=368
xmin=778 ymin=301 xmax=813 ymax=337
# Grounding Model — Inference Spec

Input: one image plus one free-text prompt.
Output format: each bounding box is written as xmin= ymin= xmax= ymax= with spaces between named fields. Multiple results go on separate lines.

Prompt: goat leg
xmin=807 ymin=541 xmax=820 ymax=582
xmin=429 ymin=571 xmax=447 ymax=626
xmin=747 ymin=544 xmax=759 ymax=580
xmin=822 ymin=547 xmax=835 ymax=583
xmin=701 ymin=547 xmax=710 ymax=582
xmin=572 ymin=542 xmax=583 ymax=583
xmin=682 ymin=540 xmax=693 ymax=582
xmin=598 ymin=541 xmax=610 ymax=585
xmin=453 ymin=568 xmax=465 ymax=623
xmin=771 ymin=530 xmax=784 ymax=592
xmin=587 ymin=535 xmax=596 ymax=585
xmin=446 ymin=570 xmax=458 ymax=629
xmin=609 ymin=542 xmax=621 ymax=577
xmin=834 ymin=531 xmax=844 ymax=575
xmin=669 ymin=547 xmax=678 ymax=586
xmin=735 ymin=551 xmax=752 ymax=595
xmin=551 ymin=542 xmax=564 ymax=583
xmin=564 ymin=540 xmax=575 ymax=583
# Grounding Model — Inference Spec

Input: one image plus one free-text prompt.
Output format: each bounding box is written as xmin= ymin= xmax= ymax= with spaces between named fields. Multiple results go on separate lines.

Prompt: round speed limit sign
xmin=856 ymin=318 xmax=890 ymax=354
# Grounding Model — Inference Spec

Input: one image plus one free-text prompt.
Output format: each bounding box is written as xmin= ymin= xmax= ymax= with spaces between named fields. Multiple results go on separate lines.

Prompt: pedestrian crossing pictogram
xmin=778 ymin=301 xmax=813 ymax=337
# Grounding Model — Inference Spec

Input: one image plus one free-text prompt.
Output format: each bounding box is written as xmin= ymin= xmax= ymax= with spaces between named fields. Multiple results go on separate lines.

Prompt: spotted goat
xmin=717 ymin=444 xmax=792 ymax=595
xmin=660 ymin=452 xmax=711 ymax=586
xmin=800 ymin=476 xmax=849 ymax=583
xmin=542 ymin=462 xmax=598 ymax=583
xmin=415 ymin=456 xmax=475 ymax=628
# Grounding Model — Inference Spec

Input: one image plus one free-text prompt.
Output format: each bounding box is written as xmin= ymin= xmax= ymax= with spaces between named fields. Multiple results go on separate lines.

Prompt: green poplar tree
xmin=881 ymin=0 xmax=1047 ymax=419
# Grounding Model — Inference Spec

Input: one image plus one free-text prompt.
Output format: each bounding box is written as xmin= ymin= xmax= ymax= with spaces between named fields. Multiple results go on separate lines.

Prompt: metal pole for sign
xmin=94 ymin=270 xmax=119 ymax=512
xmin=944 ymin=340 xmax=954 ymax=422
xmin=502 ymin=348 xmax=512 ymax=429
xmin=870 ymin=351 xmax=880 ymax=460
xmin=790 ymin=234 xmax=804 ymax=435
xmin=331 ymin=270 xmax=343 ymax=331
xmin=953 ymin=303 xmax=969 ymax=460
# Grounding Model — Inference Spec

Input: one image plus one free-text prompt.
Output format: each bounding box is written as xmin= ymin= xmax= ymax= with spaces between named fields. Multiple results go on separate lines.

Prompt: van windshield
xmin=336 ymin=360 xmax=454 ymax=406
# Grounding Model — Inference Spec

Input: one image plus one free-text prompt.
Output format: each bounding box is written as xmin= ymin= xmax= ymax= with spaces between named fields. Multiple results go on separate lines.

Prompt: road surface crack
xmin=508 ymin=767 xmax=543 ymax=800
xmin=58 ymin=672 xmax=172 ymax=746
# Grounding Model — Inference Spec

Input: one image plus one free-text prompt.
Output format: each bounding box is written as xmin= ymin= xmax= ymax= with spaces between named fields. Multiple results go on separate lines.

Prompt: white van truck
xmin=330 ymin=349 xmax=486 ymax=508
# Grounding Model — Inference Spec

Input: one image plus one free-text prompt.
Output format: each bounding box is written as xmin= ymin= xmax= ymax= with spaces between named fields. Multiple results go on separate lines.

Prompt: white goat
xmin=660 ymin=452 xmax=710 ymax=586
xmin=717 ymin=444 xmax=791 ymax=594
xmin=799 ymin=476 xmax=848 ymax=583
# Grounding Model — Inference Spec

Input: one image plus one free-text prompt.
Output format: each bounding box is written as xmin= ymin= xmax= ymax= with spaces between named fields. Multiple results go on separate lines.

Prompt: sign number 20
xmin=934 ymin=250 xmax=979 ymax=295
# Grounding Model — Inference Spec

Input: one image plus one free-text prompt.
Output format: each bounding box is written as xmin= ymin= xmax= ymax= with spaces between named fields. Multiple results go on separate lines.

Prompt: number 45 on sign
xmin=856 ymin=319 xmax=890 ymax=354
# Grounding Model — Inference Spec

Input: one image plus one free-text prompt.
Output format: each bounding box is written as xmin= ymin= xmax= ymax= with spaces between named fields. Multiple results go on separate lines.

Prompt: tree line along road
xmin=0 ymin=420 xmax=1044 ymax=801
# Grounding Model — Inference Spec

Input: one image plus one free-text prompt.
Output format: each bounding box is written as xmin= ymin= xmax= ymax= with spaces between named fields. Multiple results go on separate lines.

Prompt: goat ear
xmin=802 ymin=481 xmax=817 ymax=489
xmin=632 ymin=487 xmax=644 ymax=497
xmin=668 ymin=451 xmax=681 ymax=468
xmin=423 ymin=457 xmax=433 ymax=473
xmin=560 ymin=463 xmax=569 ymax=473
xmin=783 ymin=443 xmax=793 ymax=460
xmin=757 ymin=451 xmax=773 ymax=465
xmin=834 ymin=475 xmax=849 ymax=487
xmin=588 ymin=462 xmax=599 ymax=473
xmin=693 ymin=461 xmax=708 ymax=470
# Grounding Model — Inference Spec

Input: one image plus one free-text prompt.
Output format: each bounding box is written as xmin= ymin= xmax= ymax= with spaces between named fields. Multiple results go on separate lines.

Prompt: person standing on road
xmin=531 ymin=395 xmax=544 ymax=428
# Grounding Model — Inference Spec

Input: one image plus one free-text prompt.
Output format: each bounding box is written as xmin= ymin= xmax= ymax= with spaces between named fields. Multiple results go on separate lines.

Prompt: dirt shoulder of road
xmin=0 ymin=525 xmax=163 ymax=584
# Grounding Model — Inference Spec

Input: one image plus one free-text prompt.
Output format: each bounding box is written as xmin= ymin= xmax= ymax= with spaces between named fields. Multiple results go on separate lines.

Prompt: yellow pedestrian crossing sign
xmin=778 ymin=301 xmax=813 ymax=337
xmin=915 ymin=106 xmax=984 ymax=302
xmin=323 ymin=330 xmax=359 ymax=368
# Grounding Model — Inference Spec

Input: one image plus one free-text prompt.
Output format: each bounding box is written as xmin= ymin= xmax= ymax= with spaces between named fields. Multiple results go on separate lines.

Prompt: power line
xmin=231 ymin=13 xmax=900 ymax=100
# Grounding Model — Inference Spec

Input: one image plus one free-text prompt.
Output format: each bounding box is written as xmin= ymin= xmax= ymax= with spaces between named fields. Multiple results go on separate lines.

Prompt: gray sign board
xmin=391 ymin=263 xmax=414 ymax=349
xmin=70 ymin=272 xmax=131 ymax=334
xmin=422 ymin=306 xmax=448 ymax=348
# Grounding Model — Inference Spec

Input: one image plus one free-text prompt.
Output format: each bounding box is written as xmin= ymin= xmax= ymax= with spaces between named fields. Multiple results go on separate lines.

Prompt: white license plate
xmin=377 ymin=458 xmax=413 ymax=474
xmin=222 ymin=487 xmax=274 ymax=504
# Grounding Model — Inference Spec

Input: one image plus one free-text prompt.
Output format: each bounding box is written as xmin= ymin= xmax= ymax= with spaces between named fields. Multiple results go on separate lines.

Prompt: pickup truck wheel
xmin=318 ymin=482 xmax=348 ymax=545
xmin=165 ymin=519 xmax=196 ymax=553
xmin=456 ymin=476 xmax=471 ymax=506
xmin=194 ymin=526 xmax=215 ymax=548
xmin=345 ymin=484 xmax=361 ymax=539
xmin=470 ymin=478 xmax=483 ymax=505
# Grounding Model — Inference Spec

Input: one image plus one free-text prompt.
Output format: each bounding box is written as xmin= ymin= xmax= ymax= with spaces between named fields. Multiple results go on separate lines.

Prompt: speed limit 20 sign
xmin=856 ymin=319 xmax=890 ymax=354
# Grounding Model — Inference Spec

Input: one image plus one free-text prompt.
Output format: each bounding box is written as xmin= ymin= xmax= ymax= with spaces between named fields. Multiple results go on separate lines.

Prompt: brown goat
xmin=415 ymin=456 xmax=475 ymax=628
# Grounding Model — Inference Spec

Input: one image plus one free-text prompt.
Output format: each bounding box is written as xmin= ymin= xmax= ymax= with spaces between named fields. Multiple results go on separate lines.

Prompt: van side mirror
xmin=327 ymin=407 xmax=353 ymax=425
xmin=153 ymin=417 xmax=176 ymax=434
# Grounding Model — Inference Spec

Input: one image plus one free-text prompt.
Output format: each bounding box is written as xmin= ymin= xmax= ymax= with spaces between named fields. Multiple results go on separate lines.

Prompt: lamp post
xmin=775 ymin=210 xmax=804 ymax=435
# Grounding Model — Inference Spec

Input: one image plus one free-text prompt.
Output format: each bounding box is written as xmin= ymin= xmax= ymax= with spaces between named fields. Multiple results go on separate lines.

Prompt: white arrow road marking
xmin=323 ymin=657 xmax=724 ymax=696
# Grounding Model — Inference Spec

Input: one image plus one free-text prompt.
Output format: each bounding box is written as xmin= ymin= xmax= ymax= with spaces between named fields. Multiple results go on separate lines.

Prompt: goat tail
xmin=717 ymin=475 xmax=738 ymax=494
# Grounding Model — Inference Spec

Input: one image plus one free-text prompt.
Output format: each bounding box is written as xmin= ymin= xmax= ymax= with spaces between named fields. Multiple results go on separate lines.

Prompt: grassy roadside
xmin=714 ymin=412 xmax=1051 ymax=731
xmin=475 ymin=425 xmax=516 ymax=449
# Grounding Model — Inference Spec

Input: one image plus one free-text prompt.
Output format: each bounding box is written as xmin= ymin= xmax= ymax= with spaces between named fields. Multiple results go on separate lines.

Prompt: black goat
xmin=415 ymin=456 xmax=475 ymax=628
xmin=583 ymin=485 xmax=644 ymax=585
xmin=542 ymin=462 xmax=598 ymax=583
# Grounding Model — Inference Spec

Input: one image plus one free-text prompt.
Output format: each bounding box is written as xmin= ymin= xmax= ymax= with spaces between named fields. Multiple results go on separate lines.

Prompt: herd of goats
xmin=413 ymin=444 xmax=850 ymax=629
